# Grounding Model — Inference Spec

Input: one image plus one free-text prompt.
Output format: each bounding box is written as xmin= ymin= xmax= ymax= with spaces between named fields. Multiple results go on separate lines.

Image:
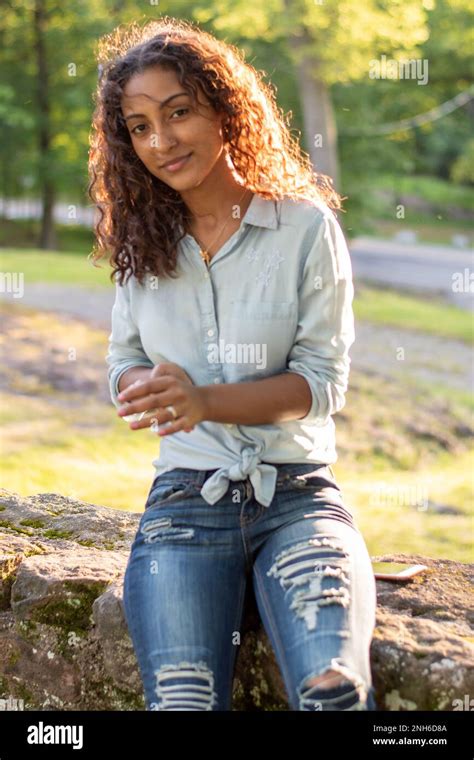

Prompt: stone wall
xmin=0 ymin=489 xmax=472 ymax=711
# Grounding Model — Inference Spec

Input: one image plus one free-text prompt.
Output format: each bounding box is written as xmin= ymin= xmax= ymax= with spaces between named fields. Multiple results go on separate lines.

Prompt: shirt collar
xmin=241 ymin=193 xmax=279 ymax=230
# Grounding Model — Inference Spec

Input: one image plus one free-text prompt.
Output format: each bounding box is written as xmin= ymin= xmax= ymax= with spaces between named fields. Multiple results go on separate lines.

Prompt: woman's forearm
xmin=199 ymin=372 xmax=312 ymax=425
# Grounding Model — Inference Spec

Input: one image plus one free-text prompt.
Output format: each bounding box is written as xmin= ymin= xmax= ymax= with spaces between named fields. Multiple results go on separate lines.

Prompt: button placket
xmin=201 ymin=276 xmax=222 ymax=384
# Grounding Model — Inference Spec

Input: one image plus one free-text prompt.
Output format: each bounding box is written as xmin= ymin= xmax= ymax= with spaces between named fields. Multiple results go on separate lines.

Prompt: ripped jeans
xmin=122 ymin=462 xmax=377 ymax=711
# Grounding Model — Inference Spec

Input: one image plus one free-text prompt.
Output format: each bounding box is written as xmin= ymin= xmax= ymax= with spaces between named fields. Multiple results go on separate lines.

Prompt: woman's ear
xmin=218 ymin=110 xmax=231 ymax=143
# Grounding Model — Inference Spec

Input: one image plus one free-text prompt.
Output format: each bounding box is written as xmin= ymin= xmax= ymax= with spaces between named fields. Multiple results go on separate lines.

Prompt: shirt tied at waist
xmin=199 ymin=446 xmax=278 ymax=507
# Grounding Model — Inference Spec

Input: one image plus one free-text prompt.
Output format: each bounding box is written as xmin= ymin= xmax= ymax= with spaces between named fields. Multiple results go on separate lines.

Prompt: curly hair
xmin=88 ymin=16 xmax=342 ymax=287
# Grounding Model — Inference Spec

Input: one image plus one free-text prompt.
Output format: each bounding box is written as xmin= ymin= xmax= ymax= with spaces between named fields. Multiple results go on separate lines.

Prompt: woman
xmin=88 ymin=17 xmax=377 ymax=712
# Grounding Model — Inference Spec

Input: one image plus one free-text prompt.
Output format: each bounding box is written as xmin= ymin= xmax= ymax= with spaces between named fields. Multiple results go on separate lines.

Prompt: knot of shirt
xmin=199 ymin=446 xmax=278 ymax=507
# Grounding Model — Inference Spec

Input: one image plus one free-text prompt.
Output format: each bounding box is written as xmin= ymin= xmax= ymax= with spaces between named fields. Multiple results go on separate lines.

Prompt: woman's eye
xmin=171 ymin=108 xmax=189 ymax=119
xmin=131 ymin=124 xmax=147 ymax=135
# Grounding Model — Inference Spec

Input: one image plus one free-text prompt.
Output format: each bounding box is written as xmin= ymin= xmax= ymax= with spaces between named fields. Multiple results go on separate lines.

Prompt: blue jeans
xmin=122 ymin=462 xmax=377 ymax=711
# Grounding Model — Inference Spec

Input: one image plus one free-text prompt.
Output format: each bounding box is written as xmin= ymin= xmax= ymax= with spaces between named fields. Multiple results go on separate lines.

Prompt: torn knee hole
xmin=304 ymin=669 xmax=350 ymax=690
xmin=299 ymin=662 xmax=369 ymax=711
xmin=153 ymin=660 xmax=218 ymax=711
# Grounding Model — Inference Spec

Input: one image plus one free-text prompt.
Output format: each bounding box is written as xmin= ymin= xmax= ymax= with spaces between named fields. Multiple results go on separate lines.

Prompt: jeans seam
xmin=225 ymin=575 xmax=248 ymax=708
xmin=239 ymin=484 xmax=255 ymax=573
xmin=252 ymin=563 xmax=293 ymax=701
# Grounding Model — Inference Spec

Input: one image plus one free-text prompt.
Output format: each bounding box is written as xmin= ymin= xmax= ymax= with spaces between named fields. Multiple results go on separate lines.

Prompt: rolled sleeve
xmin=286 ymin=209 xmax=355 ymax=426
xmin=105 ymin=277 xmax=154 ymax=409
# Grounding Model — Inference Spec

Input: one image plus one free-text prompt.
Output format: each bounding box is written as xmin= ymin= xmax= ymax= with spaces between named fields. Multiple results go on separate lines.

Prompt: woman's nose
xmin=149 ymin=125 xmax=177 ymax=151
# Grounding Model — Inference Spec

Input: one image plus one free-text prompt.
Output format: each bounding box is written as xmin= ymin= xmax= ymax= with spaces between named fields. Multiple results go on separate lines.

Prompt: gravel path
xmin=1 ymin=283 xmax=472 ymax=392
xmin=1 ymin=284 xmax=115 ymax=330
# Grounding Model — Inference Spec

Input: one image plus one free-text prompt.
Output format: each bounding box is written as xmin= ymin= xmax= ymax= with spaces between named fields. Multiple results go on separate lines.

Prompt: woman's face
xmin=120 ymin=65 xmax=227 ymax=191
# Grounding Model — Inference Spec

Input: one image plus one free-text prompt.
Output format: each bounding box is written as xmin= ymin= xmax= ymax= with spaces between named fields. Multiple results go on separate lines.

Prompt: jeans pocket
xmin=281 ymin=465 xmax=340 ymax=492
xmin=145 ymin=481 xmax=193 ymax=510
xmin=275 ymin=463 xmax=326 ymax=482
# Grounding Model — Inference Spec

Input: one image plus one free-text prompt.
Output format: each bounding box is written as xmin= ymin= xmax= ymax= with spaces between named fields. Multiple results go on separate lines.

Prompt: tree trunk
xmin=33 ymin=0 xmax=57 ymax=249
xmin=286 ymin=29 xmax=340 ymax=190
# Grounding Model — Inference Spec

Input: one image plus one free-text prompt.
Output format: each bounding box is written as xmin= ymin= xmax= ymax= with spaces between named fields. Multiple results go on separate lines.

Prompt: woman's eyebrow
xmin=124 ymin=92 xmax=190 ymax=121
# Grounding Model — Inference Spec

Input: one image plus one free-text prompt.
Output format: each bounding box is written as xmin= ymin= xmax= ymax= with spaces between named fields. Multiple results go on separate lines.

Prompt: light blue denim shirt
xmin=105 ymin=193 xmax=355 ymax=508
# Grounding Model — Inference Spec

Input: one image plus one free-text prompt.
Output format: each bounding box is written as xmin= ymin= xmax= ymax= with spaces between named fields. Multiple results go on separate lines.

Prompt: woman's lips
xmin=162 ymin=153 xmax=192 ymax=172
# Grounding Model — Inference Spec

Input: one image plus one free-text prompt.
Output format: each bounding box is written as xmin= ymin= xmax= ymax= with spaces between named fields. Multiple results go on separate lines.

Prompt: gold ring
xmin=166 ymin=405 xmax=178 ymax=420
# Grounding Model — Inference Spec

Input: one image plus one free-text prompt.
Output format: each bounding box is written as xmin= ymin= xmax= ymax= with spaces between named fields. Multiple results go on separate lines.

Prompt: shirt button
xmin=213 ymin=378 xmax=220 ymax=384
xmin=207 ymin=329 xmax=214 ymax=337
xmin=204 ymin=272 xmax=210 ymax=279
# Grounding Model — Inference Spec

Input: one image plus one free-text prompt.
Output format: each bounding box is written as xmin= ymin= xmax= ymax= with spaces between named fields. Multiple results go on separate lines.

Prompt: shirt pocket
xmin=221 ymin=300 xmax=298 ymax=377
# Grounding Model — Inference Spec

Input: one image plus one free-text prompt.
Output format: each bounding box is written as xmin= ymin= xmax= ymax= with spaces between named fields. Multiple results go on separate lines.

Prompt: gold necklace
xmin=188 ymin=187 xmax=251 ymax=268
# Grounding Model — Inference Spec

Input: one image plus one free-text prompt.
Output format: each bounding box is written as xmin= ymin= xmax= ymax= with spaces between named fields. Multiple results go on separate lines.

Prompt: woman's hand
xmin=117 ymin=362 xmax=206 ymax=435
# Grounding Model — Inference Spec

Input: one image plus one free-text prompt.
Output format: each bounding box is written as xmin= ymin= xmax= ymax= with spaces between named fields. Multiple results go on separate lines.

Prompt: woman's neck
xmin=181 ymin=153 xmax=250 ymax=233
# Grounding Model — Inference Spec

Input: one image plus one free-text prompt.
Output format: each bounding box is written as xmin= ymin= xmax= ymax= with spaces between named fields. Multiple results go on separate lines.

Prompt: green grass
xmin=354 ymin=284 xmax=473 ymax=343
xmin=0 ymin=249 xmax=113 ymax=288
xmin=2 ymin=408 xmax=160 ymax=513
xmin=373 ymin=173 xmax=474 ymax=212
xmin=369 ymin=218 xmax=473 ymax=246
xmin=0 ymin=218 xmax=94 ymax=253
xmin=402 ymin=377 xmax=474 ymax=416
xmin=342 ymin=173 xmax=474 ymax=239
xmin=342 ymin=448 xmax=474 ymax=563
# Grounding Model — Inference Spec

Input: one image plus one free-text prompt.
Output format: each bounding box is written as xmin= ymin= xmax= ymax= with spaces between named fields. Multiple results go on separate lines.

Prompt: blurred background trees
xmin=0 ymin=0 xmax=472 ymax=245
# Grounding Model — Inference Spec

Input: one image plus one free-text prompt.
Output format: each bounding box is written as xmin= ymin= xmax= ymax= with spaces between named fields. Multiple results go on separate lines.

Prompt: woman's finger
xmin=117 ymin=374 xmax=174 ymax=404
xmin=152 ymin=417 xmax=187 ymax=437
xmin=118 ymin=394 xmax=160 ymax=417
xmin=128 ymin=408 xmax=168 ymax=430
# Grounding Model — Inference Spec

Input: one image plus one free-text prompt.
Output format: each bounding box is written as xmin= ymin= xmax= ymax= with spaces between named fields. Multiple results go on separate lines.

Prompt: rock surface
xmin=0 ymin=489 xmax=472 ymax=711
